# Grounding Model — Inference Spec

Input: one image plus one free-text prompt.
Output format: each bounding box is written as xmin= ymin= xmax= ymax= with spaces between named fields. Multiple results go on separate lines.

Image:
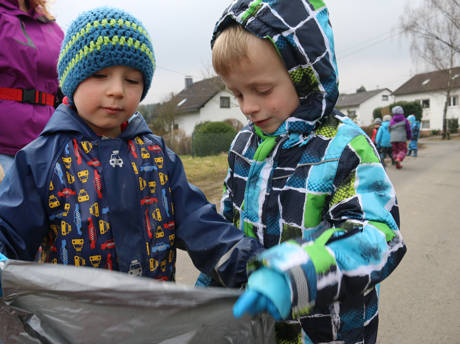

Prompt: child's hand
xmin=233 ymin=289 xmax=282 ymax=320
xmin=232 ymin=267 xmax=291 ymax=320
xmin=0 ymin=252 xmax=8 ymax=297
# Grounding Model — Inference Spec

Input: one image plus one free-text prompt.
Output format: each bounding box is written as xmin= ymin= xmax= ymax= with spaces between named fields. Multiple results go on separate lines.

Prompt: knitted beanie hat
xmin=383 ymin=114 xmax=392 ymax=122
xmin=58 ymin=7 xmax=155 ymax=102
xmin=392 ymin=106 xmax=404 ymax=115
xmin=373 ymin=117 xmax=382 ymax=125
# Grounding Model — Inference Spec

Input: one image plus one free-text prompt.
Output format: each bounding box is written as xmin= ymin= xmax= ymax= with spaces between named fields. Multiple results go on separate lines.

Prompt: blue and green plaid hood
xmin=212 ymin=0 xmax=339 ymax=133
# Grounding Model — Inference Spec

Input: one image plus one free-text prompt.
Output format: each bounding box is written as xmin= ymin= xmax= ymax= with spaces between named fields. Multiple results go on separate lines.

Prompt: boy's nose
xmin=241 ymin=98 xmax=259 ymax=118
xmin=107 ymin=78 xmax=124 ymax=97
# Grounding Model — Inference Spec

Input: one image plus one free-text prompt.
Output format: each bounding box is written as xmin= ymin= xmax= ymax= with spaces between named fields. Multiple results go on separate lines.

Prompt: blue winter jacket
xmin=375 ymin=121 xmax=391 ymax=148
xmin=212 ymin=1 xmax=406 ymax=343
xmin=0 ymin=104 xmax=263 ymax=286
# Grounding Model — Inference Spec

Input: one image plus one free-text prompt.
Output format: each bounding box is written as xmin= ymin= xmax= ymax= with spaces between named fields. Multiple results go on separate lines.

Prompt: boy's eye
xmin=257 ymin=88 xmax=272 ymax=96
xmin=126 ymin=78 xmax=141 ymax=84
xmin=92 ymin=73 xmax=106 ymax=79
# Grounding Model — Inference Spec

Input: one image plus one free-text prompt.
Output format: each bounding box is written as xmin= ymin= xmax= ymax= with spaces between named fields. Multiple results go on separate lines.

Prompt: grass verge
xmin=180 ymin=153 xmax=228 ymax=208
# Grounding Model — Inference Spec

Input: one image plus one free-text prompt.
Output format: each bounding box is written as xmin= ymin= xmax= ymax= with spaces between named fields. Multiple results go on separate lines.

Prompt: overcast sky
xmin=50 ymin=0 xmax=427 ymax=105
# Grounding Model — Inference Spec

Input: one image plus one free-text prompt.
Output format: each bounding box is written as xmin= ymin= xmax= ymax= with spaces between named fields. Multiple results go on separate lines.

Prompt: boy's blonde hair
xmin=212 ymin=25 xmax=252 ymax=76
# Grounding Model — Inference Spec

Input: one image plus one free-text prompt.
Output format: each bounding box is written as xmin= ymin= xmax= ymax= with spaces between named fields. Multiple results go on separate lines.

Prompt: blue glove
xmin=0 ymin=252 xmax=8 ymax=297
xmin=233 ymin=267 xmax=291 ymax=320
xmin=234 ymin=289 xmax=283 ymax=320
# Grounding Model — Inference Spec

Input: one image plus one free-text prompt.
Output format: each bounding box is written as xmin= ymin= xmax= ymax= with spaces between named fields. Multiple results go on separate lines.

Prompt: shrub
xmin=163 ymin=129 xmax=191 ymax=155
xmin=373 ymin=107 xmax=383 ymax=120
xmin=389 ymin=101 xmax=423 ymax=121
xmin=192 ymin=121 xmax=237 ymax=157
xmin=360 ymin=125 xmax=373 ymax=139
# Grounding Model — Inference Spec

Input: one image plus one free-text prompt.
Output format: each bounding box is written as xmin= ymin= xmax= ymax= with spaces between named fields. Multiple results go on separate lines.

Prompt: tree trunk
xmin=442 ymin=68 xmax=453 ymax=140
xmin=442 ymin=92 xmax=450 ymax=140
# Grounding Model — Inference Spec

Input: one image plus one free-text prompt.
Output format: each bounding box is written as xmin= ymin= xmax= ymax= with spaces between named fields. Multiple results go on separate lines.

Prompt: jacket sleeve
xmin=0 ymin=147 xmax=50 ymax=260
xmin=162 ymin=139 xmax=264 ymax=288
xmin=221 ymin=167 xmax=235 ymax=222
xmin=405 ymin=119 xmax=412 ymax=141
xmin=249 ymin=133 xmax=406 ymax=318
xmin=375 ymin=127 xmax=382 ymax=147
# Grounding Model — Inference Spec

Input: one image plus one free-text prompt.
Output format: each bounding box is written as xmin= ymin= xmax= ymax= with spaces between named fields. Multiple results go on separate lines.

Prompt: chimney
xmin=185 ymin=76 xmax=193 ymax=89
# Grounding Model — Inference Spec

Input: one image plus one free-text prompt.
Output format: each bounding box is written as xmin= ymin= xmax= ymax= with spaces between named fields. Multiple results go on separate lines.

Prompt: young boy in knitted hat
xmin=0 ymin=7 xmax=263 ymax=292
xmin=199 ymin=1 xmax=407 ymax=342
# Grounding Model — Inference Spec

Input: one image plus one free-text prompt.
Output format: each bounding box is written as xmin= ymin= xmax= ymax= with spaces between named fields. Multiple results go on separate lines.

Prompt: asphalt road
xmin=378 ymin=137 xmax=460 ymax=344
xmin=176 ymin=136 xmax=460 ymax=343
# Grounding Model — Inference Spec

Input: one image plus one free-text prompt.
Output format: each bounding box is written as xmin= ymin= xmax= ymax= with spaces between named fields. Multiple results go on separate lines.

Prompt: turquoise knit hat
xmin=58 ymin=7 xmax=155 ymax=101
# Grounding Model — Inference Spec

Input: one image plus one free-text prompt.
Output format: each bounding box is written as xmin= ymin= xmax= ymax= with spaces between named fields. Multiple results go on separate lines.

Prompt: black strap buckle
xmin=22 ymin=89 xmax=37 ymax=104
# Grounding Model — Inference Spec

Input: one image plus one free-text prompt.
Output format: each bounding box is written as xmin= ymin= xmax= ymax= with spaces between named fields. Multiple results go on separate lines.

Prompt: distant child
xmin=0 ymin=7 xmax=263 ymax=296
xmin=407 ymin=114 xmax=420 ymax=157
xmin=205 ymin=1 xmax=407 ymax=343
xmin=371 ymin=117 xmax=382 ymax=143
xmin=390 ymin=106 xmax=412 ymax=169
xmin=375 ymin=114 xmax=394 ymax=167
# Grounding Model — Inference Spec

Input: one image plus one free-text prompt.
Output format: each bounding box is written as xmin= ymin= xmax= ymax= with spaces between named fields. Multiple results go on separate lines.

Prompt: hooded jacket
xmin=390 ymin=113 xmax=411 ymax=143
xmin=0 ymin=104 xmax=263 ymax=286
xmin=407 ymin=115 xmax=420 ymax=141
xmin=213 ymin=1 xmax=406 ymax=343
xmin=0 ymin=0 xmax=64 ymax=156
xmin=375 ymin=120 xmax=391 ymax=148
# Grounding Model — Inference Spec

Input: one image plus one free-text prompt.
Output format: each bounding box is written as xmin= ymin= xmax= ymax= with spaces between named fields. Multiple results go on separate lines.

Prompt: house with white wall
xmin=392 ymin=67 xmax=460 ymax=130
xmin=173 ymin=77 xmax=247 ymax=136
xmin=335 ymin=88 xmax=393 ymax=126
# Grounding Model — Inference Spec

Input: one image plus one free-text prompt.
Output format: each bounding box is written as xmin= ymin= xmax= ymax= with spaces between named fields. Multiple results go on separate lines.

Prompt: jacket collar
xmin=41 ymin=104 xmax=152 ymax=140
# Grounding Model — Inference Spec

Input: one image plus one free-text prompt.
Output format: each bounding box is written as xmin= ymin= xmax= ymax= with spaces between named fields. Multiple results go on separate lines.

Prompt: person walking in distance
xmin=407 ymin=114 xmax=420 ymax=157
xmin=390 ymin=106 xmax=411 ymax=169
xmin=375 ymin=114 xmax=394 ymax=167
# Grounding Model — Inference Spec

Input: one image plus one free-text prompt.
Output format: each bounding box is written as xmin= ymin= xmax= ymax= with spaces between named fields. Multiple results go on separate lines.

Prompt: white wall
xmin=175 ymin=113 xmax=200 ymax=136
xmin=175 ymin=91 xmax=248 ymax=136
xmin=358 ymin=90 xmax=393 ymax=126
xmin=337 ymin=106 xmax=359 ymax=123
xmin=336 ymin=90 xmax=393 ymax=126
xmin=200 ymin=91 xmax=248 ymax=124
xmin=394 ymin=89 xmax=460 ymax=130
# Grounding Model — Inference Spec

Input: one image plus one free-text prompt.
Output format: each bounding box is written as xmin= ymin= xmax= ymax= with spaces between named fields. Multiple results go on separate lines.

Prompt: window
xmin=448 ymin=95 xmax=458 ymax=107
xmin=421 ymin=120 xmax=430 ymax=129
xmin=382 ymin=94 xmax=389 ymax=101
xmin=421 ymin=99 xmax=430 ymax=108
xmin=220 ymin=96 xmax=230 ymax=108
xmin=347 ymin=110 xmax=357 ymax=121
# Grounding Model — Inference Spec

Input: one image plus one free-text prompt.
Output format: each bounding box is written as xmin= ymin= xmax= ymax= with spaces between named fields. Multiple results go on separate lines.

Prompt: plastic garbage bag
xmin=0 ymin=260 xmax=275 ymax=344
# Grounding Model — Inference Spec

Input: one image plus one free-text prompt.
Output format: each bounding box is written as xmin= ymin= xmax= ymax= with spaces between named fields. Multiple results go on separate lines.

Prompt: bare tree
xmin=401 ymin=0 xmax=460 ymax=138
xmin=156 ymin=92 xmax=179 ymax=135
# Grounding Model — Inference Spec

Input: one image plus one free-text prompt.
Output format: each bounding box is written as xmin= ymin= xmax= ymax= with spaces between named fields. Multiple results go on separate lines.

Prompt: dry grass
xmin=180 ymin=153 xmax=228 ymax=208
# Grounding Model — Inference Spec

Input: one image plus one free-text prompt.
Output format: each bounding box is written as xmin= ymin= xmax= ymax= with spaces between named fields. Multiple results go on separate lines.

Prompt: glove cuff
xmin=247 ymin=267 xmax=291 ymax=319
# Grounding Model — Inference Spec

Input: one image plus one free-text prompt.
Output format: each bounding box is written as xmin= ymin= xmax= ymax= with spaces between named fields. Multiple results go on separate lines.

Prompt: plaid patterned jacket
xmin=214 ymin=0 xmax=406 ymax=342
xmin=222 ymin=112 xmax=406 ymax=343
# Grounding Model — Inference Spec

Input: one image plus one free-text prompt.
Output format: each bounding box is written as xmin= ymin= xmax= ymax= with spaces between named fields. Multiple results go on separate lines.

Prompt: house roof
xmin=336 ymin=89 xmax=390 ymax=108
xmin=393 ymin=66 xmax=460 ymax=95
xmin=175 ymin=76 xmax=225 ymax=114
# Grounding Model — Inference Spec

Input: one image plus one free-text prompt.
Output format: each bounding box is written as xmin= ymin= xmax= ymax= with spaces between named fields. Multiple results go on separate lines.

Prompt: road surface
xmin=176 ymin=136 xmax=460 ymax=343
